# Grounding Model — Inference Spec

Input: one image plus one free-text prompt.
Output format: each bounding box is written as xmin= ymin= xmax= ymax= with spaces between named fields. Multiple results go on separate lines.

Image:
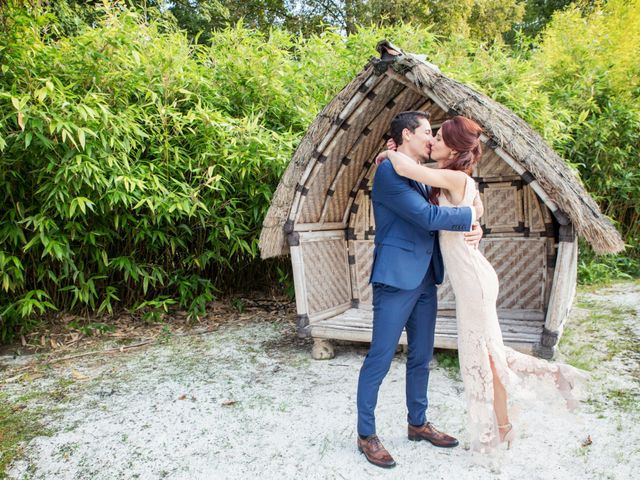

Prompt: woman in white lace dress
xmin=378 ymin=116 xmax=586 ymax=453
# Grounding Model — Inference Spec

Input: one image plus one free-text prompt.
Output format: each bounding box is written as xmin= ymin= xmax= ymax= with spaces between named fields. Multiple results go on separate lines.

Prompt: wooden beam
xmin=544 ymin=228 xmax=578 ymax=336
xmin=290 ymin=244 xmax=309 ymax=319
xmin=294 ymin=222 xmax=346 ymax=232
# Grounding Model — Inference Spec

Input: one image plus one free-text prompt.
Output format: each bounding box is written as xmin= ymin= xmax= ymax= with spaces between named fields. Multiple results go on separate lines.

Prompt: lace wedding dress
xmin=438 ymin=175 xmax=586 ymax=453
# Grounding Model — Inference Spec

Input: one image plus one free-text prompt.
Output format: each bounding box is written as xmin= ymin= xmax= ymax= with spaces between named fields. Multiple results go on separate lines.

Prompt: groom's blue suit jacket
xmin=370 ymin=160 xmax=473 ymax=290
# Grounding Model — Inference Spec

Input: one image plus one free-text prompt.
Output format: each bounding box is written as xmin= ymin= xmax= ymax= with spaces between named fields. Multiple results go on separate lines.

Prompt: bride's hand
xmin=375 ymin=150 xmax=391 ymax=165
xmin=386 ymin=138 xmax=398 ymax=151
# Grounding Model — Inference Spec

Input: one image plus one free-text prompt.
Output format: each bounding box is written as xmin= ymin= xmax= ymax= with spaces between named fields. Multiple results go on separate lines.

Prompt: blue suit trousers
xmin=356 ymin=265 xmax=438 ymax=436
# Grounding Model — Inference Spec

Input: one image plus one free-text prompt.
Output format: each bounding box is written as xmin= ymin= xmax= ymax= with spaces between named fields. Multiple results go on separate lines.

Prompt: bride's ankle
xmin=497 ymin=422 xmax=512 ymax=437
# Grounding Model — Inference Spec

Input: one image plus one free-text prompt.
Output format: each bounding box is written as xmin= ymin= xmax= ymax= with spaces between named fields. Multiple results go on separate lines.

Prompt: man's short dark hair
xmin=390 ymin=111 xmax=431 ymax=145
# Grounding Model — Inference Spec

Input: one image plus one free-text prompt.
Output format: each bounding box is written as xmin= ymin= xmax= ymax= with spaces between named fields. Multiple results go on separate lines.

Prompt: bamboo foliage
xmin=0 ymin=6 xmax=298 ymax=340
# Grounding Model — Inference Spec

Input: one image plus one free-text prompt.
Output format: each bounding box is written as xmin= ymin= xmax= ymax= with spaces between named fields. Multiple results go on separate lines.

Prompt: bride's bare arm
xmin=378 ymin=150 xmax=467 ymax=198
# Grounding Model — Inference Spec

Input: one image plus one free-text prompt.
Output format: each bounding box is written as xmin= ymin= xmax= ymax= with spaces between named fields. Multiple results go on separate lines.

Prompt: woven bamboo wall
xmin=479 ymin=181 xmax=525 ymax=234
xmin=346 ymin=178 xmax=376 ymax=307
xmin=349 ymin=240 xmax=375 ymax=306
xmin=485 ymin=237 xmax=547 ymax=310
xmin=439 ymin=141 xmax=557 ymax=315
xmin=292 ymin=78 xmax=444 ymax=230
xmin=475 ymin=148 xmax=518 ymax=179
xmin=320 ymin=88 xmax=423 ymax=224
xmin=350 ymin=237 xmax=548 ymax=314
xmin=297 ymin=84 xmax=422 ymax=224
xmin=298 ymin=233 xmax=352 ymax=319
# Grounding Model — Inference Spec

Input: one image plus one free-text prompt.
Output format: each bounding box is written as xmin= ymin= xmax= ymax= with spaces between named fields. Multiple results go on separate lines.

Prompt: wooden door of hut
xmin=259 ymin=41 xmax=623 ymax=360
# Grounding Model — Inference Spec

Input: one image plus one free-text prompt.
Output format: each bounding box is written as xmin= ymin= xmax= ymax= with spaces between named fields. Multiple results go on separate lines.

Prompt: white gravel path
xmin=1 ymin=283 xmax=639 ymax=480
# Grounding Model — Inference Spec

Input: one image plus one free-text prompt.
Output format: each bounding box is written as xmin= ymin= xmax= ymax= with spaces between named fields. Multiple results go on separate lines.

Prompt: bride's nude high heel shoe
xmin=498 ymin=423 xmax=515 ymax=449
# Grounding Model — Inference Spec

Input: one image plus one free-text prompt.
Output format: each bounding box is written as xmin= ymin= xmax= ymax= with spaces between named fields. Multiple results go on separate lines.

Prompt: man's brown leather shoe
xmin=408 ymin=422 xmax=459 ymax=448
xmin=357 ymin=435 xmax=396 ymax=468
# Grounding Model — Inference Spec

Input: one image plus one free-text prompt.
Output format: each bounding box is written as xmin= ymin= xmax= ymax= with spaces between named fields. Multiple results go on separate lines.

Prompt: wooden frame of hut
xmin=259 ymin=41 xmax=624 ymax=360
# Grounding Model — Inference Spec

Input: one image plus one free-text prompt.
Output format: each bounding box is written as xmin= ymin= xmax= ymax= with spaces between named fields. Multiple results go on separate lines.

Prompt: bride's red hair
xmin=429 ymin=116 xmax=483 ymax=205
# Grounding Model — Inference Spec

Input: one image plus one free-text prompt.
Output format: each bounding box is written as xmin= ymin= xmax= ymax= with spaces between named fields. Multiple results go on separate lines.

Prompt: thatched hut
xmin=259 ymin=41 xmax=624 ymax=360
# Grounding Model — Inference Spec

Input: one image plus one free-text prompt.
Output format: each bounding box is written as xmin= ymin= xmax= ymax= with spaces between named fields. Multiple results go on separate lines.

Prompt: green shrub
xmin=0 ymin=6 xmax=297 ymax=340
xmin=534 ymin=0 xmax=640 ymax=277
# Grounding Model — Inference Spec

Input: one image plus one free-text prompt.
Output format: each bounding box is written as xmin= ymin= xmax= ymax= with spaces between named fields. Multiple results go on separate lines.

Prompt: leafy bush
xmin=534 ymin=0 xmax=640 ymax=277
xmin=0 ymin=6 xmax=297 ymax=340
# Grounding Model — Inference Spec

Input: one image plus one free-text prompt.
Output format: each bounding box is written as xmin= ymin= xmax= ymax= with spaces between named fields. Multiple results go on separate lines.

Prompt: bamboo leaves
xmin=68 ymin=197 xmax=95 ymax=218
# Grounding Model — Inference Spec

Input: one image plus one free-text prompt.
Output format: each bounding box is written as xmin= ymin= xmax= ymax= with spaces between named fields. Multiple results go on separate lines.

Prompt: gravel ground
xmin=1 ymin=282 xmax=639 ymax=480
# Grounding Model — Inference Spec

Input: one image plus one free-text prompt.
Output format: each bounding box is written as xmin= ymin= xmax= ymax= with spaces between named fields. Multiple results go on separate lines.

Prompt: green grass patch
xmin=0 ymin=393 xmax=49 ymax=479
xmin=434 ymin=349 xmax=460 ymax=379
xmin=559 ymin=296 xmax=636 ymax=369
xmin=559 ymin=283 xmax=640 ymax=415
xmin=605 ymin=388 xmax=640 ymax=414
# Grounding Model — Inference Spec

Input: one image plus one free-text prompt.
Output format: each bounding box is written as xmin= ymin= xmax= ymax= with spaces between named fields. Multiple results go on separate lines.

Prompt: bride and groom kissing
xmin=356 ymin=111 xmax=586 ymax=468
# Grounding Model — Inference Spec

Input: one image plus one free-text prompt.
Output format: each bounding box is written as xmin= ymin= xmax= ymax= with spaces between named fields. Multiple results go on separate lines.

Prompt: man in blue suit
xmin=356 ymin=111 xmax=483 ymax=468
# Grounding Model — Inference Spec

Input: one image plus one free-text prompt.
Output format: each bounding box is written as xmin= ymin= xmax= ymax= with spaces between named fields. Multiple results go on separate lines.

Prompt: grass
xmin=434 ymin=349 xmax=460 ymax=379
xmin=560 ymin=300 xmax=637 ymax=368
xmin=559 ymin=281 xmax=640 ymax=414
xmin=0 ymin=366 xmax=86 ymax=478
xmin=605 ymin=388 xmax=640 ymax=414
xmin=0 ymin=393 xmax=49 ymax=479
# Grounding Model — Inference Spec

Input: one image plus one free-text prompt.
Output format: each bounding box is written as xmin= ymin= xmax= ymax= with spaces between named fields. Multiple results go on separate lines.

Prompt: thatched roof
xmin=259 ymin=40 xmax=624 ymax=258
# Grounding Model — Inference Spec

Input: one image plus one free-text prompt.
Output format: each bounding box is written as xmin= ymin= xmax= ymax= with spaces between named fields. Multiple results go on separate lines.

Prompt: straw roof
xmin=259 ymin=40 xmax=624 ymax=258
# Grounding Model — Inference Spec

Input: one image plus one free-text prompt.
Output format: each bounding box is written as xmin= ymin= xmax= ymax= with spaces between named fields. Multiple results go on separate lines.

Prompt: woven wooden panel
xmin=436 ymin=273 xmax=456 ymax=309
xmin=294 ymin=75 xmax=387 ymax=224
xmin=480 ymin=181 xmax=524 ymax=233
xmin=351 ymin=240 xmax=374 ymax=305
xmin=411 ymin=98 xmax=432 ymax=114
xmin=482 ymin=238 xmax=547 ymax=311
xmin=524 ymin=186 xmax=554 ymax=235
xmin=323 ymin=88 xmax=422 ymax=223
xmin=300 ymin=237 xmax=351 ymax=316
xmin=476 ymin=148 xmax=518 ymax=179
xmin=350 ymin=189 xmax=370 ymax=238
xmin=424 ymin=101 xmax=449 ymax=125
xmin=324 ymin=155 xmax=365 ymax=224
xmin=348 ymin=178 xmax=376 ymax=239
xmin=298 ymin=80 xmax=406 ymax=224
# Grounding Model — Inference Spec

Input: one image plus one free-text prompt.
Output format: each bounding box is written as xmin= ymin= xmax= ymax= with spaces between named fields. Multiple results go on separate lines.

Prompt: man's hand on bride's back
xmin=464 ymin=222 xmax=483 ymax=248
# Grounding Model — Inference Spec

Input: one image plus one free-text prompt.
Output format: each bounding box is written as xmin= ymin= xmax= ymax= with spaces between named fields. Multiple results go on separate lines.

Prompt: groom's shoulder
xmin=376 ymin=159 xmax=392 ymax=172
xmin=374 ymin=159 xmax=400 ymax=180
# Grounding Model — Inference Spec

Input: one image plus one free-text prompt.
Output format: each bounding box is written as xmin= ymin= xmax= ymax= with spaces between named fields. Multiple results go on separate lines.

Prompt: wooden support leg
xmin=311 ymin=338 xmax=335 ymax=360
